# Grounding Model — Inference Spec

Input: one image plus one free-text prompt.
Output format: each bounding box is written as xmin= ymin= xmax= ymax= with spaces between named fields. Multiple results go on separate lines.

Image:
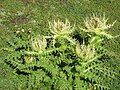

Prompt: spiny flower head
xmin=49 ymin=19 xmax=74 ymax=35
xmin=31 ymin=35 xmax=47 ymax=52
xmin=81 ymin=13 xmax=116 ymax=38
xmin=24 ymin=56 xmax=34 ymax=64
xmin=76 ymin=42 xmax=96 ymax=60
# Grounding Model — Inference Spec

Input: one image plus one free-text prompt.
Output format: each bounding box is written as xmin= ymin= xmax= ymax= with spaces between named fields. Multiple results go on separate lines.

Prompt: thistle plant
xmin=80 ymin=14 xmax=116 ymax=39
xmin=2 ymin=14 xmax=119 ymax=90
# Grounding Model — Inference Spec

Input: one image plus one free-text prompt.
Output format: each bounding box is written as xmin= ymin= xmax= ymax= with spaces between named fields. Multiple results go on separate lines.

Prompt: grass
xmin=0 ymin=0 xmax=120 ymax=90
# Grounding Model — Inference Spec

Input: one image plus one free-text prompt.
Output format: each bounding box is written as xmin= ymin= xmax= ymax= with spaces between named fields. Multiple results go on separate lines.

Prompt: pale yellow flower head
xmin=49 ymin=19 xmax=74 ymax=35
xmin=24 ymin=56 xmax=34 ymax=63
xmin=76 ymin=42 xmax=96 ymax=60
xmin=81 ymin=13 xmax=116 ymax=38
xmin=31 ymin=35 xmax=47 ymax=52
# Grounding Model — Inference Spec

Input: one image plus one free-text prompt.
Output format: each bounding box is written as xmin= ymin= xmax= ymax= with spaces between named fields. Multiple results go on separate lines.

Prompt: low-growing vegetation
xmin=0 ymin=0 xmax=120 ymax=90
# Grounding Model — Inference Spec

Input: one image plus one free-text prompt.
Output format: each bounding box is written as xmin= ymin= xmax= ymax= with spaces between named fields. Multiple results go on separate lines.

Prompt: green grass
xmin=0 ymin=0 xmax=120 ymax=90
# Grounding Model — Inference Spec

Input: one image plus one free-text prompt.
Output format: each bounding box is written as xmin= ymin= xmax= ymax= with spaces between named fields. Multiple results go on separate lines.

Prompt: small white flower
xmin=21 ymin=29 xmax=25 ymax=32
xmin=16 ymin=11 xmax=24 ymax=16
xmin=14 ymin=25 xmax=18 ymax=27
xmin=16 ymin=30 xmax=20 ymax=34
xmin=32 ymin=20 xmax=36 ymax=23
xmin=28 ymin=30 xmax=31 ymax=33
